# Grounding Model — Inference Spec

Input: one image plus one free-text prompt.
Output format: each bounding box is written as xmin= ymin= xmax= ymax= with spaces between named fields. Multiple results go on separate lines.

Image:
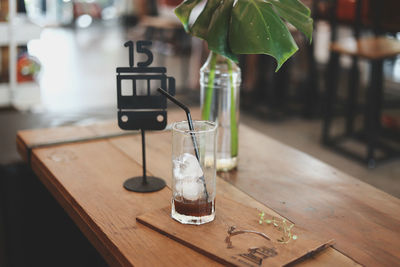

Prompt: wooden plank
xmin=15 ymin=109 xmax=371 ymax=266
xmin=109 ymin=131 xmax=360 ymax=266
xmin=30 ymin=140 xmax=220 ymax=267
xmin=137 ymin=196 xmax=334 ymax=267
xmin=221 ymin=126 xmax=400 ymax=267
xmin=17 ymin=124 xmax=95 ymax=151
xmin=110 ymin=128 xmax=400 ymax=266
xmin=294 ymin=247 xmax=360 ymax=267
xmin=17 ymin=129 xmax=360 ymax=266
xmin=16 ymin=108 xmax=191 ymax=163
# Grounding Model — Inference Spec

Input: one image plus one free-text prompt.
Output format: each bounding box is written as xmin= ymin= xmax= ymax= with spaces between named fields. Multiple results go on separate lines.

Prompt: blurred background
xmin=0 ymin=0 xmax=399 ymax=266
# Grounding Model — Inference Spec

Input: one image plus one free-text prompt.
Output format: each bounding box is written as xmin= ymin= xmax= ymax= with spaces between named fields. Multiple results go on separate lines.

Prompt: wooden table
xmin=16 ymin=109 xmax=400 ymax=266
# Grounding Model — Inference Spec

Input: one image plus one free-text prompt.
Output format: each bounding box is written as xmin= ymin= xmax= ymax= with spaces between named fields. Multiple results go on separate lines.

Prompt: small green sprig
xmin=258 ymin=212 xmax=297 ymax=243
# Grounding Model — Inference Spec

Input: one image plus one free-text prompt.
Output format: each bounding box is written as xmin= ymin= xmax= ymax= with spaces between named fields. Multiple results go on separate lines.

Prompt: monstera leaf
xmin=175 ymin=0 xmax=313 ymax=70
xmin=175 ymin=0 xmax=313 ymax=159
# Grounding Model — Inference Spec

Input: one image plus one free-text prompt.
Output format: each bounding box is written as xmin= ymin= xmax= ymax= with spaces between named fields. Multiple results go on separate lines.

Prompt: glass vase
xmin=200 ymin=51 xmax=241 ymax=171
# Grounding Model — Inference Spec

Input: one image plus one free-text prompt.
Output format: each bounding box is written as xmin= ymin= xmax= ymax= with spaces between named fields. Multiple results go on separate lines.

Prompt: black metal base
xmin=324 ymin=131 xmax=399 ymax=168
xmin=123 ymin=176 xmax=166 ymax=192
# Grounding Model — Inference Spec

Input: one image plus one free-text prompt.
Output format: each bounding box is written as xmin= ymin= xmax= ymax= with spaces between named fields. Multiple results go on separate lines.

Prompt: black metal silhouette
xmin=117 ymin=40 xmax=175 ymax=192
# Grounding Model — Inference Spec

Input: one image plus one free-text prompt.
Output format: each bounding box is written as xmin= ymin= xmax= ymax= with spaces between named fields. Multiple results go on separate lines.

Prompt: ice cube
xmin=175 ymin=179 xmax=204 ymax=201
xmin=173 ymin=153 xmax=203 ymax=180
xmin=173 ymin=153 xmax=204 ymax=201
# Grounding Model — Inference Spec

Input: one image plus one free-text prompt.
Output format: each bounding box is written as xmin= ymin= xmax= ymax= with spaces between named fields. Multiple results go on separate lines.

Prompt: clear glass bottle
xmin=200 ymin=52 xmax=241 ymax=171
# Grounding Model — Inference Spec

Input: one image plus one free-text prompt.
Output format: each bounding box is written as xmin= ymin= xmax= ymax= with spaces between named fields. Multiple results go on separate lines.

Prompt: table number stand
xmin=117 ymin=40 xmax=175 ymax=192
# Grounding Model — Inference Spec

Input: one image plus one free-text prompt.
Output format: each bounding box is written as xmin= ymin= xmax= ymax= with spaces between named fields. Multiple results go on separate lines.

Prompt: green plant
xmin=175 ymin=0 xmax=313 ymax=157
xmin=175 ymin=0 xmax=313 ymax=68
xmin=259 ymin=211 xmax=297 ymax=243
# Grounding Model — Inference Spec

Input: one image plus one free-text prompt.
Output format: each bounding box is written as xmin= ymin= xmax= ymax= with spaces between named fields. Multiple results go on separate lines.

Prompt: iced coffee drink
xmin=171 ymin=121 xmax=217 ymax=225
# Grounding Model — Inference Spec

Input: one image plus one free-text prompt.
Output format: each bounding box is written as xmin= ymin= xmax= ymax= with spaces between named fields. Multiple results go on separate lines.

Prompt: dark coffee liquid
xmin=173 ymin=197 xmax=214 ymax=217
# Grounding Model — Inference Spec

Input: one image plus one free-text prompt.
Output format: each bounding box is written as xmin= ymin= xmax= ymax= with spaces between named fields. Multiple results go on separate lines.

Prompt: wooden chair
xmin=322 ymin=0 xmax=400 ymax=167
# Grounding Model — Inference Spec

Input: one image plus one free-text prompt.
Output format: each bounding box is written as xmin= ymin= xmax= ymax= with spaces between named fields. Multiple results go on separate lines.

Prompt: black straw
xmin=157 ymin=88 xmax=209 ymax=200
xmin=157 ymin=88 xmax=201 ymax=160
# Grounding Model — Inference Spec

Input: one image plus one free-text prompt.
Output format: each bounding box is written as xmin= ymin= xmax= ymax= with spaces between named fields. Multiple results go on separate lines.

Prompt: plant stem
xmin=201 ymin=51 xmax=217 ymax=121
xmin=227 ymin=59 xmax=238 ymax=157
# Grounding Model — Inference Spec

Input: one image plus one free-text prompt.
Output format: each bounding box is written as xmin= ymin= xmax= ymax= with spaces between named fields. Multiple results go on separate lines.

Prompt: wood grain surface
xmin=111 ymin=129 xmax=400 ymax=266
xmin=137 ymin=196 xmax=334 ymax=267
xmin=16 ymin=108 xmax=400 ymax=266
xmin=16 ymin=107 xmax=189 ymax=163
xmin=219 ymin=126 xmax=400 ymax=266
xmin=30 ymin=140 xmax=220 ymax=267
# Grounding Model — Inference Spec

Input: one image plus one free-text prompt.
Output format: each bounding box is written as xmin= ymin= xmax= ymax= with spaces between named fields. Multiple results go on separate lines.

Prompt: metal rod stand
xmin=123 ymin=129 xmax=166 ymax=192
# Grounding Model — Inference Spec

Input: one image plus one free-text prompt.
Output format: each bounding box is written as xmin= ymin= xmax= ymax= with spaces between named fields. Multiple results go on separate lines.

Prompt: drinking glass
xmin=171 ymin=120 xmax=217 ymax=225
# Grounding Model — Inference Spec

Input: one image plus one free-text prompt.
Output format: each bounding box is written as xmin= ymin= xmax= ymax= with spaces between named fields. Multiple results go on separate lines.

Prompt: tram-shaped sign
xmin=117 ymin=40 xmax=175 ymax=131
xmin=116 ymin=40 xmax=175 ymax=193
